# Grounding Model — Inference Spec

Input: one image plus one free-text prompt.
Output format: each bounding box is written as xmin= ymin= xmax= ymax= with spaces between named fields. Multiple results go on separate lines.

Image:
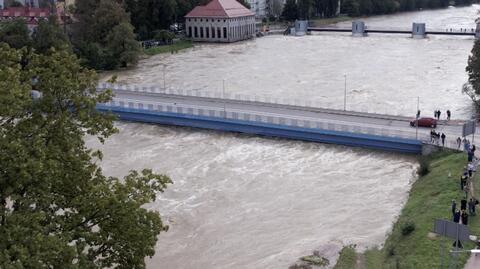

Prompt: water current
xmin=92 ymin=5 xmax=480 ymax=269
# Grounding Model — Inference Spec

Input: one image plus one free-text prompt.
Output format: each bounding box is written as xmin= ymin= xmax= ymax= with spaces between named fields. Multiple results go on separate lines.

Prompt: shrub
xmin=417 ymin=157 xmax=430 ymax=176
xmin=401 ymin=220 xmax=416 ymax=236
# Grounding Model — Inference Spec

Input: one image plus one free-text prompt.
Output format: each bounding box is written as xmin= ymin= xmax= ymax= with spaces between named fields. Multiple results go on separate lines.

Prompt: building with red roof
xmin=185 ymin=0 xmax=255 ymax=42
xmin=0 ymin=6 xmax=53 ymax=30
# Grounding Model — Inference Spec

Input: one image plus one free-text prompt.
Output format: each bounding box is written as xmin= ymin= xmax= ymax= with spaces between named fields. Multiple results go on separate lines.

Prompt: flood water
xmin=93 ymin=5 xmax=479 ymax=269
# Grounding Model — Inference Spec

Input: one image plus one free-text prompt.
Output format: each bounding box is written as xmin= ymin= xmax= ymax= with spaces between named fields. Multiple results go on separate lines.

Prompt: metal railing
xmin=100 ymin=98 xmax=429 ymax=142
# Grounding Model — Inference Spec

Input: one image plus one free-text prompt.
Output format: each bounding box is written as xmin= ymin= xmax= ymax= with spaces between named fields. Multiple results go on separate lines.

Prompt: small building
xmin=0 ymin=6 xmax=51 ymax=30
xmin=185 ymin=0 xmax=255 ymax=43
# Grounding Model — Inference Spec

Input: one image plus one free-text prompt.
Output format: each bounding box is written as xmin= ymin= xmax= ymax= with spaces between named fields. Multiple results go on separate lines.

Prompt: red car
xmin=410 ymin=117 xmax=437 ymax=128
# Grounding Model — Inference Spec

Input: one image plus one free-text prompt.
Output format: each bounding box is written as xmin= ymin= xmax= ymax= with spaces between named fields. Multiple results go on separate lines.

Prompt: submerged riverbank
xmin=332 ymin=151 xmax=480 ymax=268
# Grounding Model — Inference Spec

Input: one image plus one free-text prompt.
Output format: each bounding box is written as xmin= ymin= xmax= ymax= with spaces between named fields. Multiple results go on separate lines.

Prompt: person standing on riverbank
xmin=447 ymin=110 xmax=451 ymax=120
xmin=452 ymin=199 xmax=457 ymax=217
xmin=457 ymin=137 xmax=462 ymax=149
xmin=441 ymin=133 xmax=446 ymax=146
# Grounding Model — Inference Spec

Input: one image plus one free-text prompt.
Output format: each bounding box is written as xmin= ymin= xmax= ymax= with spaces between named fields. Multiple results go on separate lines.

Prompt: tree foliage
xmin=282 ymin=0 xmax=298 ymax=21
xmin=0 ymin=18 xmax=31 ymax=49
xmin=0 ymin=44 xmax=171 ymax=268
xmin=72 ymin=0 xmax=140 ymax=70
xmin=32 ymin=16 xmax=70 ymax=54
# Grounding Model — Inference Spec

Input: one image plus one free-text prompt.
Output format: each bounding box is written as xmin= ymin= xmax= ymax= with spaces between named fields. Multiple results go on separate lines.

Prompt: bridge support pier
xmin=352 ymin=21 xmax=366 ymax=37
xmin=295 ymin=20 xmax=308 ymax=36
xmin=412 ymin=23 xmax=426 ymax=39
xmin=475 ymin=22 xmax=480 ymax=39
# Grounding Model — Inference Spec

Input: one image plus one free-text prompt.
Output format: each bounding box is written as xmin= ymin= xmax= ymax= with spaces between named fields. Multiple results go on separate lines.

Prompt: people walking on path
xmin=438 ymin=110 xmax=441 ymax=120
xmin=452 ymin=199 xmax=457 ymax=217
xmin=441 ymin=133 xmax=446 ymax=147
xmin=469 ymin=198 xmax=476 ymax=216
xmin=417 ymin=109 xmax=420 ymax=119
xmin=454 ymin=209 xmax=461 ymax=223
xmin=447 ymin=110 xmax=451 ymax=120
xmin=457 ymin=137 xmax=462 ymax=150
xmin=462 ymin=210 xmax=469 ymax=225
xmin=461 ymin=198 xmax=467 ymax=211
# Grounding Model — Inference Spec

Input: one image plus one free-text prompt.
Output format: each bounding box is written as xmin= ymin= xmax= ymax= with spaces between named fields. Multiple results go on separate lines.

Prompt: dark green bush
xmin=417 ymin=157 xmax=430 ymax=176
xmin=401 ymin=220 xmax=416 ymax=236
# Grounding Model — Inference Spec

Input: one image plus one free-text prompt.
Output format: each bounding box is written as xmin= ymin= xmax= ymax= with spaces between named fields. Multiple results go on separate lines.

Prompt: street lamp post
xmin=163 ymin=65 xmax=166 ymax=91
xmin=416 ymin=96 xmax=419 ymax=140
xmin=343 ymin=74 xmax=347 ymax=111
xmin=223 ymin=79 xmax=226 ymax=118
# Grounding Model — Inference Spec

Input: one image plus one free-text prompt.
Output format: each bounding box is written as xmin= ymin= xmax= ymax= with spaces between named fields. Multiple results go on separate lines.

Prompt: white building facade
xmin=185 ymin=0 xmax=255 ymax=43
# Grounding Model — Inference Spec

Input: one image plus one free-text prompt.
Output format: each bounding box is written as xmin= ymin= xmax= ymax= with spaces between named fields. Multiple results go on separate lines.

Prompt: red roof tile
xmin=185 ymin=0 xmax=254 ymax=18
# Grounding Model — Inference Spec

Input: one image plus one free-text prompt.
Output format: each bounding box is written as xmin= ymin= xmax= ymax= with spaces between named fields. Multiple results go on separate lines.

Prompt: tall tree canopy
xmin=72 ymin=0 xmax=140 ymax=70
xmin=0 ymin=43 xmax=171 ymax=268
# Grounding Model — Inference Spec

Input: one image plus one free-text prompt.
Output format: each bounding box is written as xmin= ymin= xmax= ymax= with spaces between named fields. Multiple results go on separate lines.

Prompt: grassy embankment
xmin=144 ymin=40 xmax=193 ymax=56
xmin=335 ymin=151 xmax=480 ymax=268
xmin=308 ymin=16 xmax=353 ymax=27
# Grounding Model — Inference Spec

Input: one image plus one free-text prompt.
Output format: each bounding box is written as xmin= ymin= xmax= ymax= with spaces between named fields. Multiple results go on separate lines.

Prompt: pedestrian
xmin=454 ymin=209 xmax=461 ymax=223
xmin=461 ymin=175 xmax=467 ymax=190
xmin=457 ymin=137 xmax=462 ymax=150
xmin=447 ymin=110 xmax=451 ymax=120
xmin=452 ymin=199 xmax=457 ymax=216
xmin=438 ymin=110 xmax=441 ymax=120
xmin=472 ymin=144 xmax=476 ymax=154
xmin=434 ymin=110 xmax=438 ymax=119
xmin=461 ymin=198 xmax=467 ymax=211
xmin=441 ymin=133 xmax=446 ymax=146
xmin=468 ymin=150 xmax=474 ymax=162
xmin=461 ymin=210 xmax=469 ymax=225
xmin=430 ymin=129 xmax=436 ymax=143
xmin=435 ymin=132 xmax=441 ymax=145
xmin=468 ymin=163 xmax=474 ymax=178
xmin=469 ymin=198 xmax=476 ymax=215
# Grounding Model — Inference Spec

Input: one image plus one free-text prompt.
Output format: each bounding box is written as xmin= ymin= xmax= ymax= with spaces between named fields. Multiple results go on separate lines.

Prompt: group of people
xmin=430 ymin=130 xmax=446 ymax=146
xmin=434 ymin=109 xmax=451 ymax=120
xmin=451 ymin=165 xmax=478 ymax=226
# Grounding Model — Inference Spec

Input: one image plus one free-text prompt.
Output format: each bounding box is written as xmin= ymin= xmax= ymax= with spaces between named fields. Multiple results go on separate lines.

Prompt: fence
xmin=97 ymin=83 xmax=415 ymax=118
xmin=100 ymin=98 xmax=431 ymax=142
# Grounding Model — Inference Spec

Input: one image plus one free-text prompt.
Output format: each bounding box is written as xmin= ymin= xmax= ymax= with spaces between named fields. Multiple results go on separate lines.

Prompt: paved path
xmin=107 ymin=86 xmax=468 ymax=147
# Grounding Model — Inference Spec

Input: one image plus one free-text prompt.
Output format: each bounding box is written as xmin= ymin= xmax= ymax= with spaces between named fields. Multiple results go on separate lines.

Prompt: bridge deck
xmin=97 ymin=84 xmax=468 ymax=153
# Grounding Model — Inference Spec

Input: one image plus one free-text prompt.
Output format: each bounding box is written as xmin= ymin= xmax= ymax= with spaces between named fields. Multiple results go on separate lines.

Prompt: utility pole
xmin=416 ymin=96 xmax=419 ymax=140
xmin=343 ymin=74 xmax=347 ymax=111
xmin=163 ymin=65 xmax=166 ymax=91
xmin=223 ymin=79 xmax=226 ymax=118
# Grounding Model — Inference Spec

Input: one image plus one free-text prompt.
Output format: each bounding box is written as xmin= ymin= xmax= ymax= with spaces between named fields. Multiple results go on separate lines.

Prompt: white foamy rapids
xmin=86 ymin=123 xmax=416 ymax=269
xmin=91 ymin=5 xmax=480 ymax=269
xmin=103 ymin=5 xmax=480 ymax=119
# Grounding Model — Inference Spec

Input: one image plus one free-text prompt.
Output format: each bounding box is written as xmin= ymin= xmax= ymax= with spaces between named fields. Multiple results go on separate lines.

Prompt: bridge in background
xmin=96 ymin=83 xmax=468 ymax=154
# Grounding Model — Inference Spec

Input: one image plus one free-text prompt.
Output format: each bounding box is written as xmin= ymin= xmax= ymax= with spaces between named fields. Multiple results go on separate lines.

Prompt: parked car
xmin=410 ymin=117 xmax=437 ymax=128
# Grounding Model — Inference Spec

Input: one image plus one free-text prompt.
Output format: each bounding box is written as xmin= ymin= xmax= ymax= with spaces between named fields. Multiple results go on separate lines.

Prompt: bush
xmin=417 ymin=157 xmax=430 ymax=176
xmin=401 ymin=220 xmax=416 ymax=236
xmin=153 ymin=30 xmax=175 ymax=43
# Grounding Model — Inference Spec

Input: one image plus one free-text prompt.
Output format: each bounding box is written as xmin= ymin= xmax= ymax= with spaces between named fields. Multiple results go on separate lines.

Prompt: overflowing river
xmin=93 ymin=5 xmax=479 ymax=269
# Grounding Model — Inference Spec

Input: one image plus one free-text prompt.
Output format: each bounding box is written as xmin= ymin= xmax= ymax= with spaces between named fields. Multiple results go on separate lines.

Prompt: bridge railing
xmin=100 ymin=98 xmax=429 ymax=142
xmin=97 ymin=83 xmax=416 ymax=118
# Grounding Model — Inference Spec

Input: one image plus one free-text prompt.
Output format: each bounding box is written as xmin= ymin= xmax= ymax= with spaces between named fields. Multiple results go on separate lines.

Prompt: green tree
xmin=0 ymin=44 xmax=171 ymax=268
xmin=106 ymin=22 xmax=141 ymax=68
xmin=0 ymin=18 xmax=31 ymax=49
xmin=32 ymin=16 xmax=70 ymax=54
xmin=237 ymin=0 xmax=251 ymax=9
xmin=342 ymin=0 xmax=360 ymax=16
xmin=72 ymin=0 xmax=140 ymax=70
xmin=297 ymin=0 xmax=314 ymax=19
xmin=125 ymin=0 xmax=177 ymax=40
xmin=282 ymin=0 xmax=298 ymax=21
xmin=466 ymin=39 xmax=480 ymax=100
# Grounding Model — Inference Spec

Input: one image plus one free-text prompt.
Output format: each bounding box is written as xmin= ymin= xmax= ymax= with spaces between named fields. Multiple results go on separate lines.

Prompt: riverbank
xmin=334 ymin=150 xmax=480 ymax=268
xmin=144 ymin=40 xmax=193 ymax=56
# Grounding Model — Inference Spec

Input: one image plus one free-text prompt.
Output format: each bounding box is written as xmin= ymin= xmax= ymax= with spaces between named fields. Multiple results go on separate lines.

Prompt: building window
xmin=218 ymin=19 xmax=220 ymax=22
xmin=200 ymin=27 xmax=204 ymax=38
xmin=217 ymin=28 xmax=221 ymax=39
xmin=194 ymin=18 xmax=197 ymax=22
xmin=206 ymin=27 xmax=209 ymax=38
xmin=223 ymin=27 xmax=227 ymax=39
xmin=223 ymin=20 xmax=226 ymax=22
xmin=212 ymin=27 xmax=215 ymax=38
xmin=194 ymin=27 xmax=198 ymax=38
xmin=188 ymin=18 xmax=191 ymax=22
xmin=200 ymin=19 xmax=202 ymax=22
xmin=189 ymin=27 xmax=192 ymax=37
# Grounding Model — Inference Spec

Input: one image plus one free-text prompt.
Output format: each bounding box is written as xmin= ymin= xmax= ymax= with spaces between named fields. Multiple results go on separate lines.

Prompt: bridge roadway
xmin=101 ymin=85 xmax=468 ymax=151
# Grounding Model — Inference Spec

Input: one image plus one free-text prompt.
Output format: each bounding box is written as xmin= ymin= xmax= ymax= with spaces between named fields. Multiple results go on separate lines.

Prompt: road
xmin=104 ymin=86 xmax=470 ymax=147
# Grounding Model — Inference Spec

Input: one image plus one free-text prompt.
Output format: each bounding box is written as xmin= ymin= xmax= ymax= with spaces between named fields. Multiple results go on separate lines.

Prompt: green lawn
xmin=144 ymin=40 xmax=193 ymax=56
xmin=361 ymin=151 xmax=476 ymax=269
